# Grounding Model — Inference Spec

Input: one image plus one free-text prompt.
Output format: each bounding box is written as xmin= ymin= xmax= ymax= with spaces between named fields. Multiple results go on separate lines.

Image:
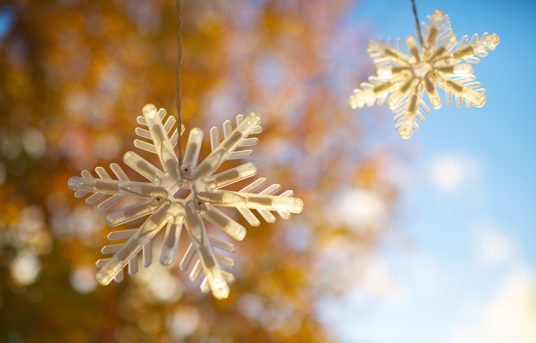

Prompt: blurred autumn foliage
xmin=0 ymin=1 xmax=402 ymax=342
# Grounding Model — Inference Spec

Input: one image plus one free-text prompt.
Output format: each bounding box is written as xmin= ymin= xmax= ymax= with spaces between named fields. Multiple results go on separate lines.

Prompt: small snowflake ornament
xmin=349 ymin=10 xmax=499 ymax=139
xmin=67 ymin=104 xmax=303 ymax=299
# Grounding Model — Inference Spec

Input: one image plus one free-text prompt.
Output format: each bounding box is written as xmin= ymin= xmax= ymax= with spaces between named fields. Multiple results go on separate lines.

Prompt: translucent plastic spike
xmin=163 ymin=116 xmax=176 ymax=133
xmin=223 ymin=120 xmax=232 ymax=138
xmin=105 ymin=199 xmax=157 ymax=226
xmin=134 ymin=107 xmax=179 ymax=155
xmin=85 ymin=191 xmax=107 ymax=205
xmin=143 ymin=105 xmax=179 ymax=180
xmin=237 ymin=207 xmax=260 ymax=226
xmin=221 ymin=270 xmax=235 ymax=283
xmin=190 ymin=113 xmax=261 ymax=179
xmin=235 ymin=177 xmax=267 ymax=226
xmin=205 ymin=162 xmax=257 ymax=189
xmin=240 ymin=178 xmax=267 ymax=192
xmin=210 ymin=127 xmax=220 ymax=151
xmin=240 ymin=138 xmax=258 ymax=147
xmin=203 ymin=206 xmax=247 ymax=241
xmin=200 ymin=277 xmax=210 ymax=293
xmin=95 ymin=166 xmax=110 ymax=179
xmin=96 ymin=202 xmax=170 ymax=285
xmin=74 ymin=170 xmax=92 ymax=198
xmin=170 ymin=129 xmax=179 ymax=147
xmin=96 ymin=163 xmax=130 ymax=211
xmin=229 ymin=150 xmax=253 ymax=160
xmin=114 ymin=270 xmax=123 ymax=283
xmin=216 ymin=253 xmax=234 ymax=267
xmin=349 ymin=9 xmax=499 ymax=138
xmin=190 ymin=260 xmax=202 ymax=281
xmin=142 ymin=241 xmax=152 ymax=267
xmin=406 ymin=36 xmax=420 ymax=62
xmin=133 ymin=139 xmax=157 ymax=154
xmin=182 ymin=128 xmax=203 ymax=174
xmin=180 ymin=243 xmax=196 ymax=271
xmin=84 ymin=167 xmax=111 ymax=204
xmin=124 ymin=151 xmax=164 ymax=183
xmin=160 ymin=216 xmax=183 ymax=266
xmin=277 ymin=190 xmax=294 ymax=219
xmin=425 ymin=23 xmax=439 ymax=49
xmin=103 ymin=247 xmax=135 ymax=272
xmin=128 ymin=256 xmax=138 ymax=275
xmin=184 ymin=201 xmax=229 ymax=299
xmin=67 ymin=105 xmax=304 ymax=300
xmin=68 ymin=177 xmax=166 ymax=198
xmin=97 ymin=194 xmax=121 ymax=211
xmin=108 ymin=228 xmax=137 ymax=240
xmin=135 ymin=127 xmax=151 ymax=140
xmin=396 ymin=82 xmax=425 ymax=140
xmin=250 ymin=124 xmax=263 ymax=135
xmin=197 ymin=190 xmax=303 ymax=213
xmin=256 ymin=184 xmax=281 ymax=223
xmin=110 ymin=163 xmax=129 ymax=181
xmin=209 ymin=113 xmax=261 ymax=152
xmin=135 ymin=107 xmax=166 ymax=126
xmin=425 ymin=76 xmax=442 ymax=109
xmin=212 ymin=238 xmax=235 ymax=253
xmin=98 ymin=245 xmax=138 ymax=275
xmin=433 ymin=73 xmax=486 ymax=107
xmin=95 ymin=258 xmax=108 ymax=269
xmin=101 ymin=244 xmax=123 ymax=255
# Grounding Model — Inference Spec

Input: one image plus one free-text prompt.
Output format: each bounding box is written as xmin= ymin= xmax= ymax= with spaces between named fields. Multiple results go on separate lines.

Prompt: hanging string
xmin=410 ymin=0 xmax=424 ymax=46
xmin=175 ymin=0 xmax=183 ymax=164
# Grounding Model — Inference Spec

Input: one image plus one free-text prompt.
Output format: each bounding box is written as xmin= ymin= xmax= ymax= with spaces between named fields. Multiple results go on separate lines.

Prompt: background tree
xmin=0 ymin=1 xmax=401 ymax=342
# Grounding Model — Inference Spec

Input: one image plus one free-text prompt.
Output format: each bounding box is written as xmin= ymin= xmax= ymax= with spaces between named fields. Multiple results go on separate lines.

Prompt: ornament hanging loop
xmin=410 ymin=0 xmax=424 ymax=46
xmin=175 ymin=0 xmax=183 ymax=164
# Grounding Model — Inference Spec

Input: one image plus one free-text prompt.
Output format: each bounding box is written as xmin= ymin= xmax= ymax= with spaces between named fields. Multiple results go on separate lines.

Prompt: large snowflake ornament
xmin=349 ymin=10 xmax=499 ymax=139
xmin=67 ymin=104 xmax=303 ymax=299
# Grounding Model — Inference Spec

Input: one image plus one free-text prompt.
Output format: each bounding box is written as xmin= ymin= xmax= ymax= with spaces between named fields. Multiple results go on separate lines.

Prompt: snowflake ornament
xmin=67 ymin=104 xmax=303 ymax=299
xmin=349 ymin=10 xmax=499 ymax=139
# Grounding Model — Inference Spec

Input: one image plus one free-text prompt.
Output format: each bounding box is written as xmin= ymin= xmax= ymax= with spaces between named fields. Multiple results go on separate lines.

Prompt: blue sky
xmin=0 ymin=8 xmax=13 ymax=39
xmin=329 ymin=1 xmax=536 ymax=342
xmin=1 ymin=2 xmax=534 ymax=341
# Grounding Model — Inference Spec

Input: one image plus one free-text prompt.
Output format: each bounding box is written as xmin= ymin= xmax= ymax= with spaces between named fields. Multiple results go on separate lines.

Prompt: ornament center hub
xmin=412 ymin=62 xmax=432 ymax=79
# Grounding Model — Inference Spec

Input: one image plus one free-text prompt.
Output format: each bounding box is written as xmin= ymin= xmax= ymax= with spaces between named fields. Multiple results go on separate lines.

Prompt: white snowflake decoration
xmin=67 ymin=104 xmax=303 ymax=299
xmin=349 ymin=10 xmax=499 ymax=139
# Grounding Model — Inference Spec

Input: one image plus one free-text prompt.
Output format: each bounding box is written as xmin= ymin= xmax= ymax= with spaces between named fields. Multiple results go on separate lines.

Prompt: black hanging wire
xmin=410 ymin=0 xmax=424 ymax=46
xmin=175 ymin=0 xmax=183 ymax=164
